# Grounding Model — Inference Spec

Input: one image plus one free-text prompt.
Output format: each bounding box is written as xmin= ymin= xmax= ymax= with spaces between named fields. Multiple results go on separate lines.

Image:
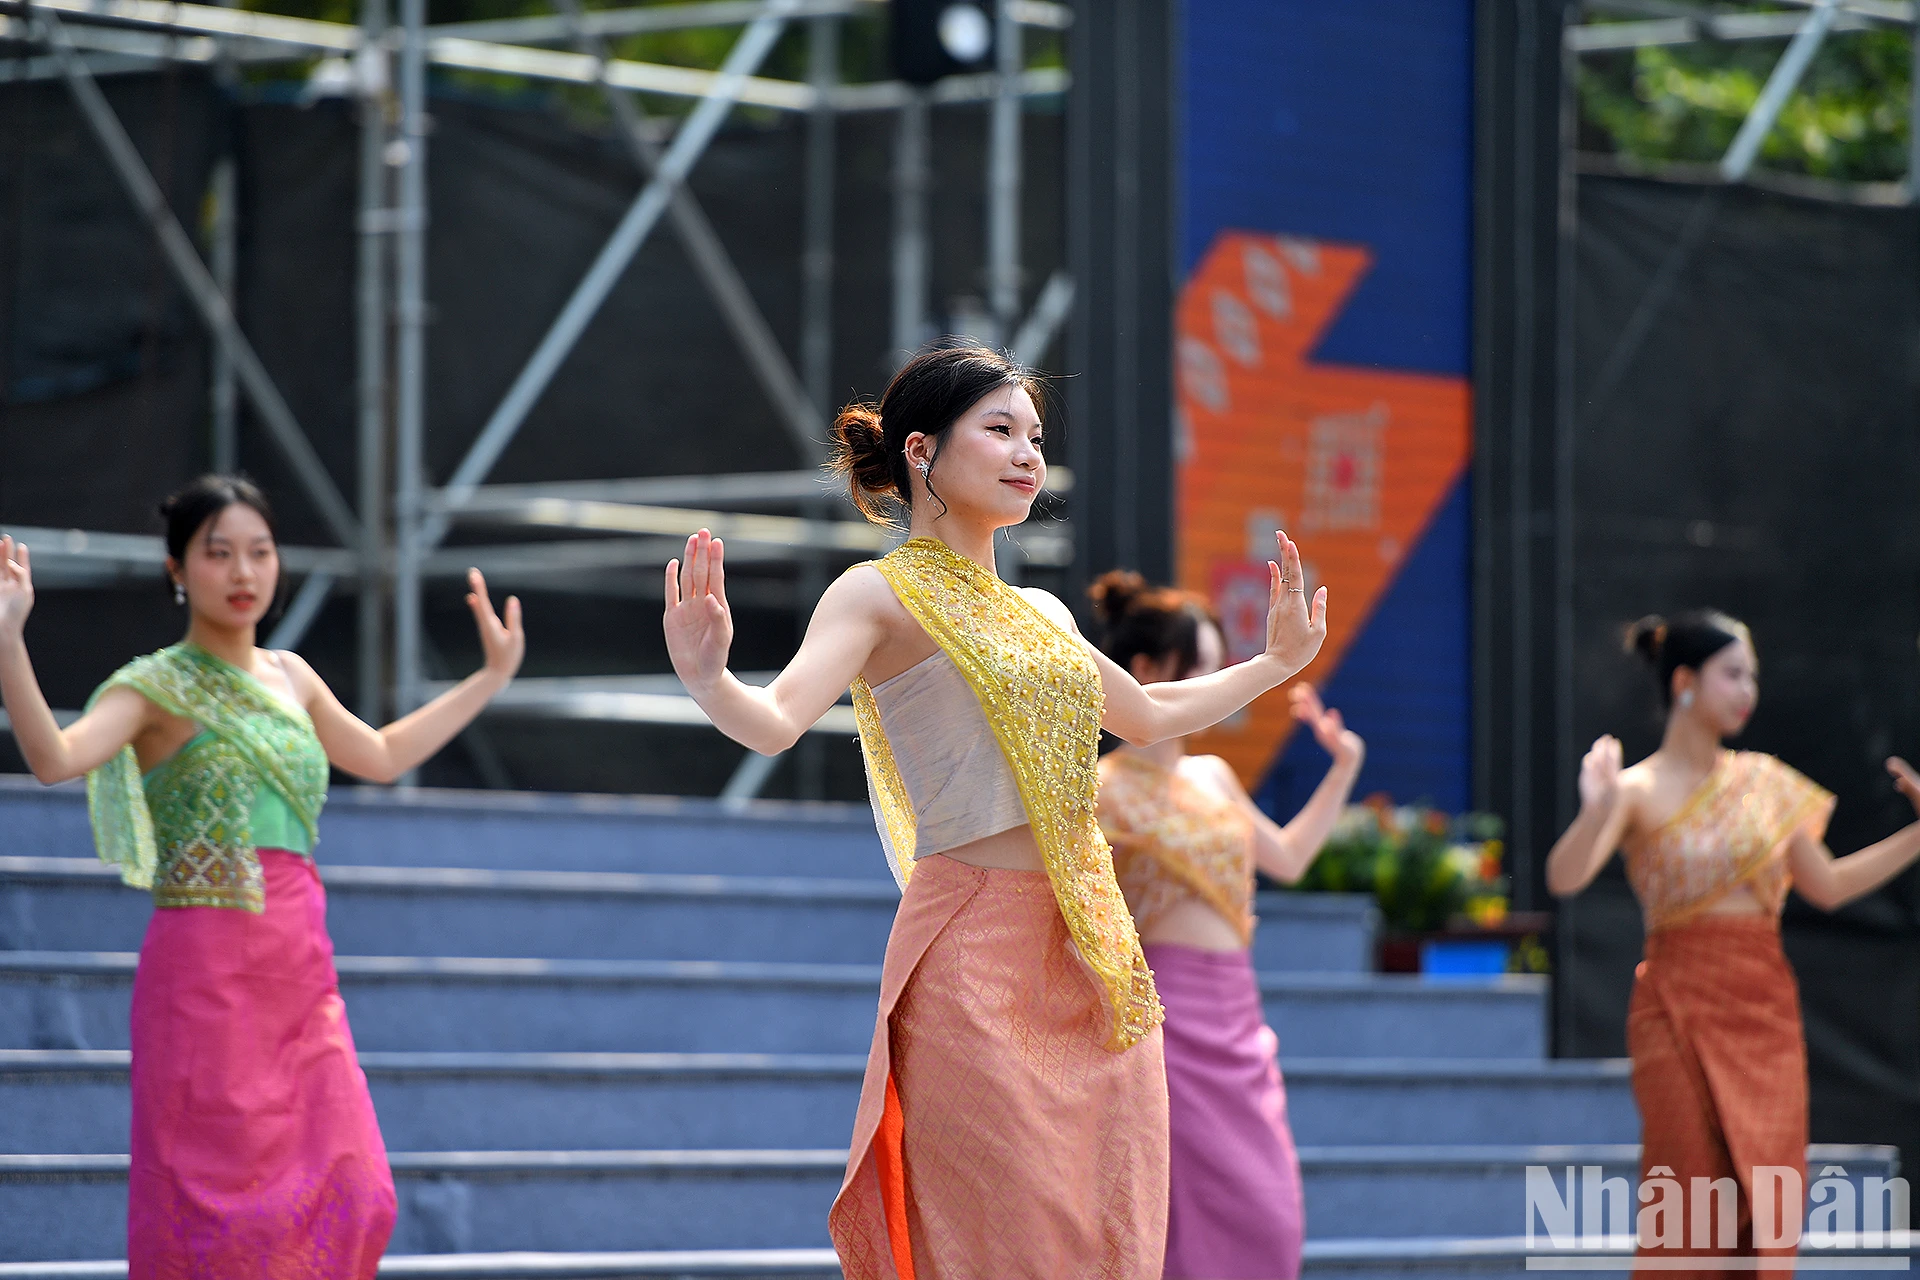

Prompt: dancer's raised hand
xmin=664 ymin=529 xmax=734 ymax=694
xmin=0 ymin=537 xmax=33 ymax=640
xmin=1578 ymin=735 xmax=1624 ymax=812
xmin=1263 ymin=531 xmax=1327 ymax=674
xmin=1890 ymin=757 xmax=1920 ymax=821
xmin=465 ymin=568 xmax=524 ymax=683
xmin=1290 ymin=682 xmax=1363 ymax=768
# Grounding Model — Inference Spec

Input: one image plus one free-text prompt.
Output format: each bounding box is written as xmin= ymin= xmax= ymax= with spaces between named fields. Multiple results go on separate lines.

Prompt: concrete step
xmin=0 ymin=1151 xmax=843 ymax=1261
xmin=0 ymin=778 xmax=888 ymax=880
xmin=0 ymin=1050 xmax=1637 ymax=1153
xmin=0 ymin=1143 xmax=1900 ymax=1261
xmin=0 ymin=952 xmax=1545 ymax=1059
xmin=4 ymin=1245 xmax=1918 ymax=1280
xmin=0 ymin=1253 xmax=844 ymax=1278
xmin=1299 ymin=1142 xmax=1899 ymax=1241
xmin=1296 ymin=1235 xmax=1917 ymax=1277
xmin=0 ymin=858 xmax=1378 ymax=975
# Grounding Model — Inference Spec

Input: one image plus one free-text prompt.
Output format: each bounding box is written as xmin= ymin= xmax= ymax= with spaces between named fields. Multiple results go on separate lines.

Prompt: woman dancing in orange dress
xmin=661 ymin=343 xmax=1331 ymax=1279
xmin=1547 ymin=611 xmax=1920 ymax=1272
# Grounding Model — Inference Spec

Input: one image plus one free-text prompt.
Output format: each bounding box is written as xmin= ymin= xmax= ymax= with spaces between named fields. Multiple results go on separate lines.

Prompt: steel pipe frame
xmin=1568 ymin=0 xmax=1905 ymax=52
xmin=28 ymin=11 xmax=361 ymax=550
xmin=548 ymin=0 xmax=825 ymax=462
xmin=6 ymin=0 xmax=1079 ymax=759
xmin=416 ymin=0 xmax=805 ymax=578
xmin=431 ymin=0 xmax=1070 ymax=45
xmin=9 ymin=0 xmax=1073 ymax=113
xmin=423 ymin=465 xmax=1074 ymax=511
xmin=1721 ymin=0 xmax=1842 ymax=181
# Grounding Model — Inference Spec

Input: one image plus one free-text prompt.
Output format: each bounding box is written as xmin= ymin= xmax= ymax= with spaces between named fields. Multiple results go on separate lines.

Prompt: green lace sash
xmin=85 ymin=643 xmax=328 ymax=912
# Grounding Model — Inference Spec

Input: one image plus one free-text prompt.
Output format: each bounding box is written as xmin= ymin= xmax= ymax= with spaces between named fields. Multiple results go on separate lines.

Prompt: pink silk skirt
xmin=128 ymin=849 xmax=397 ymax=1278
xmin=830 ymin=855 xmax=1170 ymax=1280
xmin=1145 ymin=942 xmax=1304 ymax=1280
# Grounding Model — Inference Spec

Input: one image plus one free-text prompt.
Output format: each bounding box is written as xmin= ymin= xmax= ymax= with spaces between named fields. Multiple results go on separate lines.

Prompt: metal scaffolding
xmin=1 ymin=0 xmax=1079 ymax=797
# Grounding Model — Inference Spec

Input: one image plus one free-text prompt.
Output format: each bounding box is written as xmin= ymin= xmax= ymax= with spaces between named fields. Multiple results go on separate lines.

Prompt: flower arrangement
xmin=1288 ymin=797 xmax=1508 ymax=936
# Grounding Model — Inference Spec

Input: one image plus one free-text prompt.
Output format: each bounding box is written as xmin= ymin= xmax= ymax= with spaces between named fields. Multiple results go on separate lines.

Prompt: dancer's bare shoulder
xmin=1610 ymin=759 xmax=1663 ymax=836
xmin=1017 ymin=586 xmax=1080 ymax=634
xmin=830 ymin=563 xmax=933 ymax=685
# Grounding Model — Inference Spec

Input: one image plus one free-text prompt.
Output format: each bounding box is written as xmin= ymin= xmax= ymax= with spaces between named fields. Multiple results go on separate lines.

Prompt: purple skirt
xmin=1144 ymin=943 xmax=1304 ymax=1280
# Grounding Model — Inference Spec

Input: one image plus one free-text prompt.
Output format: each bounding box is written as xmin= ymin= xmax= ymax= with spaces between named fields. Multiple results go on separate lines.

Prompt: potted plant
xmin=1283 ymin=798 xmax=1548 ymax=975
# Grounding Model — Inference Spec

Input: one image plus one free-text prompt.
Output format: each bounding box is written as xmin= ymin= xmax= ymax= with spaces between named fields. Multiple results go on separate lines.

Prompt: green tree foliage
xmin=1578 ymin=21 xmax=1913 ymax=182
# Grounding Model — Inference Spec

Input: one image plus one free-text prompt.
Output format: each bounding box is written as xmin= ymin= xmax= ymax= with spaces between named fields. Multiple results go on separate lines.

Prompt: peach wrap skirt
xmin=828 ymin=855 xmax=1170 ymax=1280
xmin=1627 ymin=915 xmax=1807 ymax=1275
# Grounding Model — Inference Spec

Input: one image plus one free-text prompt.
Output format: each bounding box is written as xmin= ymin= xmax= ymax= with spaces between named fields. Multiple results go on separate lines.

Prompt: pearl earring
xmin=1678 ymin=689 xmax=1694 ymax=710
xmin=173 ymin=582 xmax=186 ymax=606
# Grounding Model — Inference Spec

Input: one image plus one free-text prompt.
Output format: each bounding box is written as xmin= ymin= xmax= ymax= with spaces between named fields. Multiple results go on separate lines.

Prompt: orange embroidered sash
xmin=1097 ymin=751 xmax=1257 ymax=947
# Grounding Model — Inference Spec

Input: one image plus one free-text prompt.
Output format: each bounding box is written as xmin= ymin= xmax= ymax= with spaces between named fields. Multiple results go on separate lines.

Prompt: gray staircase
xmin=0 ymin=775 xmax=1907 ymax=1275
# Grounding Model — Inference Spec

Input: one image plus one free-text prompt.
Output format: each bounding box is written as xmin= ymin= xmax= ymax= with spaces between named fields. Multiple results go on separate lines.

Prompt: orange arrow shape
xmin=1175 ymin=231 xmax=1471 ymax=786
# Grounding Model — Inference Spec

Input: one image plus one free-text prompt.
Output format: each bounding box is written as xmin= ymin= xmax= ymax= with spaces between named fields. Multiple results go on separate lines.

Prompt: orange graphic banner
xmin=1175 ymin=232 xmax=1471 ymax=786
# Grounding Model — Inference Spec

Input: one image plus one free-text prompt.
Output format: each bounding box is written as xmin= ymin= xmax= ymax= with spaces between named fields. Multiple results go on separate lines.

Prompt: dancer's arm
xmin=0 ymin=536 xmax=155 ymax=783
xmin=1786 ymin=757 xmax=1920 ymax=910
xmin=1545 ymin=735 xmax=1638 ymax=897
xmin=664 ymin=531 xmax=884 ymax=756
xmin=285 ymin=568 xmax=524 ymax=784
xmin=1212 ymin=684 xmax=1365 ymax=885
xmin=1030 ymin=532 xmax=1327 ymax=747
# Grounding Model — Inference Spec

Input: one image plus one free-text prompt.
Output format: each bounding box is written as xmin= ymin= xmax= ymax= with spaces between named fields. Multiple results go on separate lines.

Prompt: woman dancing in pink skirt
xmin=0 ymin=475 xmax=524 ymax=1278
xmin=1091 ymin=571 xmax=1364 ymax=1280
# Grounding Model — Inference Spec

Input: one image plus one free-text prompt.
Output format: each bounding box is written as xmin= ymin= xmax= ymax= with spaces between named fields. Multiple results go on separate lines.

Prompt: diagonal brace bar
xmin=553 ymin=0 xmax=825 ymax=462
xmin=34 ymin=12 xmax=361 ymax=548
xmin=424 ymin=0 xmax=802 ymax=552
xmin=1720 ymin=0 xmax=1841 ymax=182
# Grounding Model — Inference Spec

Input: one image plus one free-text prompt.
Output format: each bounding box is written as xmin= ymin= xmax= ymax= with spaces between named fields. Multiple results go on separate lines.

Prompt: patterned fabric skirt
xmin=1628 ymin=915 xmax=1807 ymax=1276
xmin=1145 ymin=942 xmax=1305 ymax=1280
xmin=829 ymin=855 xmax=1170 ymax=1280
xmin=129 ymin=849 xmax=397 ymax=1278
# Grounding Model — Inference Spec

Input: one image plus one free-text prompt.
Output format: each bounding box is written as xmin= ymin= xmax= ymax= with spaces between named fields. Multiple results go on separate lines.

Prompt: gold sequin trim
xmin=854 ymin=538 xmax=1163 ymax=1051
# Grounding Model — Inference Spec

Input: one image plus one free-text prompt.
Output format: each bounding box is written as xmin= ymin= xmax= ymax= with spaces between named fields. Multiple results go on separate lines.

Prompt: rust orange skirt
xmin=1628 ymin=915 xmax=1807 ymax=1276
xmin=828 ymin=855 xmax=1169 ymax=1280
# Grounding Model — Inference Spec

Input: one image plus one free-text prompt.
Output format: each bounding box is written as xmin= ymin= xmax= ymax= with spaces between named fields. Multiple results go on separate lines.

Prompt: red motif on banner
xmin=1175 ymin=232 xmax=1470 ymax=785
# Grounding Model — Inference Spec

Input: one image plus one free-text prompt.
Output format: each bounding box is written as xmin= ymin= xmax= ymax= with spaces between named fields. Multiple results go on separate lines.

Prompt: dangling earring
xmin=173 ymin=581 xmax=186 ymax=606
xmin=1677 ymin=689 xmax=1694 ymax=710
xmin=916 ymin=459 xmax=930 ymax=479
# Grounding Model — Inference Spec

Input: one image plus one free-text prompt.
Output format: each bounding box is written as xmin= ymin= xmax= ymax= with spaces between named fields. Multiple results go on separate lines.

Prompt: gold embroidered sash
xmin=85 ymin=643 xmax=327 ymax=911
xmin=850 ymin=538 xmax=1162 ymax=1051
xmin=1098 ymin=753 xmax=1257 ymax=947
xmin=1623 ymin=750 xmax=1834 ymax=931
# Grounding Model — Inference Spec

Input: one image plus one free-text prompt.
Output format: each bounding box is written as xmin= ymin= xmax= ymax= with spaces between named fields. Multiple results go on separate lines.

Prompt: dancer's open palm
xmin=1290 ymin=683 xmax=1363 ymax=767
xmin=1263 ymin=531 xmax=1327 ymax=674
xmin=664 ymin=529 xmax=734 ymax=692
xmin=1579 ymin=735 xmax=1624 ymax=813
xmin=465 ymin=567 xmax=524 ymax=681
xmin=0 ymin=537 xmax=33 ymax=639
xmin=1889 ymin=756 xmax=1920 ymax=821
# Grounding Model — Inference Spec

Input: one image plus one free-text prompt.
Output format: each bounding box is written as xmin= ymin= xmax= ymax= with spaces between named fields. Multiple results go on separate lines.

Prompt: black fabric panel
xmin=1564 ymin=173 xmax=1920 ymax=1169
xmin=0 ymin=75 xmax=1064 ymax=801
xmin=0 ymin=69 xmax=218 ymax=530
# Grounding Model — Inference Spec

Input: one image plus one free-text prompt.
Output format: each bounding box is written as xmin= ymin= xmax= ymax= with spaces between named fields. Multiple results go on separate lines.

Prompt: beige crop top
xmin=869 ymin=650 xmax=1030 ymax=857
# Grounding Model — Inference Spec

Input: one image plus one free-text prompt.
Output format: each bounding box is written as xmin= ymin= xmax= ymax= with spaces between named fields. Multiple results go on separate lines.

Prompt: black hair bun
xmin=1624 ymin=614 xmax=1668 ymax=665
xmin=1088 ymin=569 xmax=1148 ymax=624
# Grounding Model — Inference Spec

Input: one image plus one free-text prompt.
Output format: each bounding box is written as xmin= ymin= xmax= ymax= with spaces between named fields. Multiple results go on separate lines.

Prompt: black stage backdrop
xmin=0 ymin=71 xmax=1067 ymax=797
xmin=1561 ymin=174 xmax=1920 ymax=1167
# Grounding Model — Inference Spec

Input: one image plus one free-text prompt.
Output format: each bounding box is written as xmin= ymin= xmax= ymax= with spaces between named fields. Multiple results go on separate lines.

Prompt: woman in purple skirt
xmin=1090 ymin=571 xmax=1364 ymax=1280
